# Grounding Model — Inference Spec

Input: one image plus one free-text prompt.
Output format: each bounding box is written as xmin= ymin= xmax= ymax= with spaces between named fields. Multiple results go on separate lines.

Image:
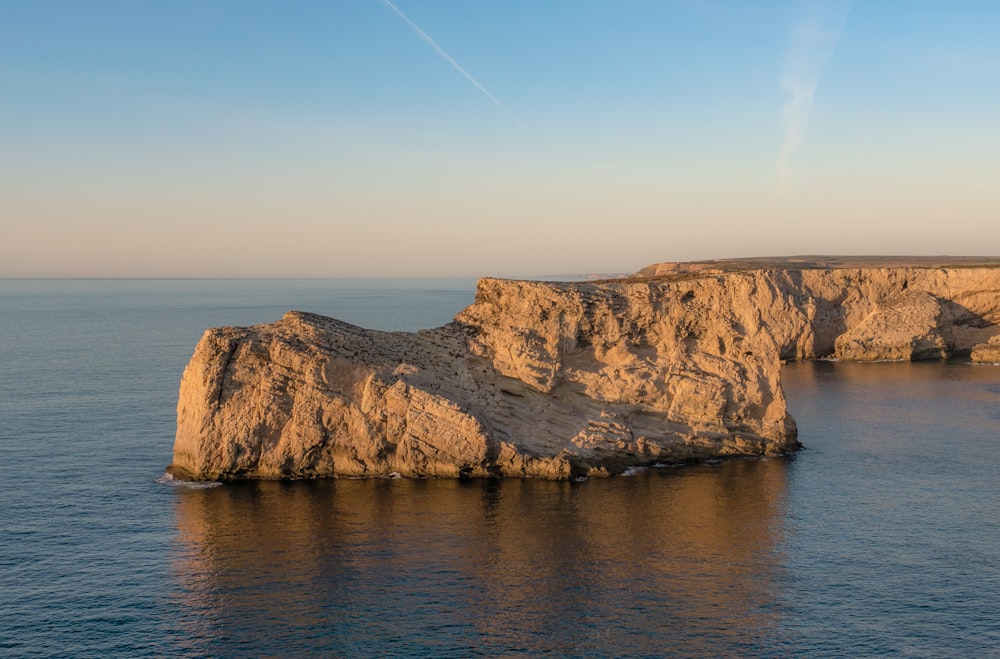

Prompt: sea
xmin=1 ymin=278 xmax=998 ymax=658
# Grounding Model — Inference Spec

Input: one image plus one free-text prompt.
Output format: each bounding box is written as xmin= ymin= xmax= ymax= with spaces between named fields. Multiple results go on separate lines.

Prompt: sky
xmin=2 ymin=0 xmax=998 ymax=277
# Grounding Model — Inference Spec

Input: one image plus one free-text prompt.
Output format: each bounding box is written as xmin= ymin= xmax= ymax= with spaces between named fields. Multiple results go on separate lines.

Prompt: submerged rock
xmin=169 ymin=259 xmax=1000 ymax=481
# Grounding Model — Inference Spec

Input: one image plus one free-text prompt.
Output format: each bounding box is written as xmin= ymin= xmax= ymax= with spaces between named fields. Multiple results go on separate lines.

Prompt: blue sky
xmin=2 ymin=1 xmax=998 ymax=277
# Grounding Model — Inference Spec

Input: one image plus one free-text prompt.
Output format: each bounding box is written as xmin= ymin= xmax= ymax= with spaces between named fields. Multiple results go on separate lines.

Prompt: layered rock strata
xmin=169 ymin=262 xmax=1000 ymax=481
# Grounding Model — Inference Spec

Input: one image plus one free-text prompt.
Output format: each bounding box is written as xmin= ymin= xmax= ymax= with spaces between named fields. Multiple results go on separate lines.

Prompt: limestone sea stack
xmin=168 ymin=258 xmax=1000 ymax=481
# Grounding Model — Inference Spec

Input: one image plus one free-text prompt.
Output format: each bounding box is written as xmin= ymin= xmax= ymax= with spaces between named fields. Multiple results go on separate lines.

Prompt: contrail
xmin=775 ymin=1 xmax=850 ymax=201
xmin=378 ymin=0 xmax=520 ymax=124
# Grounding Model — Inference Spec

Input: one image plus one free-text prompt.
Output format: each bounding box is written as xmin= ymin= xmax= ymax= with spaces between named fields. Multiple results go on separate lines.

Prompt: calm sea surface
xmin=1 ymin=279 xmax=998 ymax=658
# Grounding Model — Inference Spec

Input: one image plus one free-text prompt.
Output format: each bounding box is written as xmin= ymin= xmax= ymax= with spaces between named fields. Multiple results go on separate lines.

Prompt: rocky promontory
xmin=168 ymin=258 xmax=1000 ymax=481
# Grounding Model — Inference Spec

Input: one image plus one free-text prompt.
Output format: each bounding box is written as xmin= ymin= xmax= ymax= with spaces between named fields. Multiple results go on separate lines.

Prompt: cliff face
xmin=169 ymin=264 xmax=1000 ymax=481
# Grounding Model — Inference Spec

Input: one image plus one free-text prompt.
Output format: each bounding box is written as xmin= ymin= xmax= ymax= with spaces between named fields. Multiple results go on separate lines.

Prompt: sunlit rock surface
xmin=971 ymin=335 xmax=1000 ymax=363
xmin=169 ymin=258 xmax=1000 ymax=481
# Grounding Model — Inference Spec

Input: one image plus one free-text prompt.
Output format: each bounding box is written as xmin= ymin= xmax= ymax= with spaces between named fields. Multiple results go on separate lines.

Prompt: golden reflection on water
xmin=170 ymin=459 xmax=791 ymax=654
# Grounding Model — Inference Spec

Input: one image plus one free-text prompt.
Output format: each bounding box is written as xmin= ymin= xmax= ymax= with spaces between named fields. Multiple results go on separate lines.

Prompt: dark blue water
xmin=1 ymin=280 xmax=998 ymax=657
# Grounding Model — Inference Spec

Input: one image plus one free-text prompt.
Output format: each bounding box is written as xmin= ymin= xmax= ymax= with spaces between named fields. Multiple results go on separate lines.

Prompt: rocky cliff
xmin=168 ymin=260 xmax=1000 ymax=481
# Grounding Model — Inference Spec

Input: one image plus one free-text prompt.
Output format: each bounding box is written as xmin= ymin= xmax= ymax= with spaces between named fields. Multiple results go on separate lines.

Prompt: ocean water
xmin=1 ymin=279 xmax=998 ymax=658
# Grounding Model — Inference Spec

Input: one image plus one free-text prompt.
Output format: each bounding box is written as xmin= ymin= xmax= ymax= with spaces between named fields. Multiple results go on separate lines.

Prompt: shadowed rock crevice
xmin=169 ymin=259 xmax=1000 ymax=481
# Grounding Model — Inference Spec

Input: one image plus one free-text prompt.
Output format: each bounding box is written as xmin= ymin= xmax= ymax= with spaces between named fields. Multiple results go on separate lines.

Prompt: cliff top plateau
xmin=635 ymin=255 xmax=1000 ymax=279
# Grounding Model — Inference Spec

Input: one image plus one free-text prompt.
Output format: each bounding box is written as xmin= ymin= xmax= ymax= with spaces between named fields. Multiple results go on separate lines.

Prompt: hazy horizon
xmin=5 ymin=253 xmax=1000 ymax=282
xmin=3 ymin=1 xmax=998 ymax=278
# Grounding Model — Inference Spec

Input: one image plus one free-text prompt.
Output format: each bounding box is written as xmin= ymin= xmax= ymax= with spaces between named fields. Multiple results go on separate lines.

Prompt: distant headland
xmin=168 ymin=257 xmax=1000 ymax=481
xmin=636 ymin=255 xmax=1000 ymax=277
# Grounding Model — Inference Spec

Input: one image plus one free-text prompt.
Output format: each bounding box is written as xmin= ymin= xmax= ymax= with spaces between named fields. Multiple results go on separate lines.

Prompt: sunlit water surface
xmin=1 ymin=280 xmax=997 ymax=657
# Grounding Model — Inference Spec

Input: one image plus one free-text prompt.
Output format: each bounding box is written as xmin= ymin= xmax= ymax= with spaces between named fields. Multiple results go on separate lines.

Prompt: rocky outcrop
xmin=169 ymin=260 xmax=1000 ymax=481
xmin=834 ymin=291 xmax=948 ymax=361
xmin=971 ymin=335 xmax=1000 ymax=363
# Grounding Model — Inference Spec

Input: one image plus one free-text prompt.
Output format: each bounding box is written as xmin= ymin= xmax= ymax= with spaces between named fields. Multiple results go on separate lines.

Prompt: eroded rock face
xmin=834 ymin=291 xmax=948 ymax=361
xmin=971 ymin=335 xmax=1000 ymax=363
xmin=169 ymin=263 xmax=1000 ymax=481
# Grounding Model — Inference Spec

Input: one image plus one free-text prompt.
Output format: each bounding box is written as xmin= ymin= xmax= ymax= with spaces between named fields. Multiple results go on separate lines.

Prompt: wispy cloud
xmin=378 ymin=0 xmax=520 ymax=124
xmin=775 ymin=1 xmax=850 ymax=201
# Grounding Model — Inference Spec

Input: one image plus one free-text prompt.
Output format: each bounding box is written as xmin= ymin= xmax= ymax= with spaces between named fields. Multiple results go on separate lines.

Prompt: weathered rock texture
xmin=169 ymin=259 xmax=1000 ymax=481
xmin=834 ymin=291 xmax=949 ymax=361
xmin=971 ymin=335 xmax=1000 ymax=363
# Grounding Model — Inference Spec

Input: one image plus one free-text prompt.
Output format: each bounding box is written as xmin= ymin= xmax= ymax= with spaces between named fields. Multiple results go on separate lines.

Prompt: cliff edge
xmin=168 ymin=259 xmax=1000 ymax=481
